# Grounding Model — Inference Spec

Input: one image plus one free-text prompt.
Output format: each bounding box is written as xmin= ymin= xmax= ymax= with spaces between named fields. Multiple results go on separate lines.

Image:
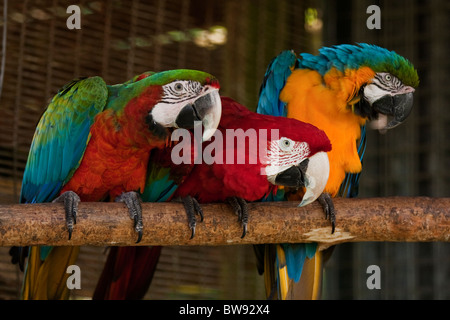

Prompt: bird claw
xmin=180 ymin=196 xmax=203 ymax=239
xmin=116 ymin=191 xmax=144 ymax=243
xmin=227 ymin=197 xmax=249 ymax=238
xmin=317 ymin=193 xmax=336 ymax=234
xmin=52 ymin=191 xmax=81 ymax=240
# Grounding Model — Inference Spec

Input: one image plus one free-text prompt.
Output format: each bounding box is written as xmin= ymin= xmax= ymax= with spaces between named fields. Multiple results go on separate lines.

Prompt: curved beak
xmin=372 ymin=91 xmax=414 ymax=130
xmin=175 ymin=89 xmax=222 ymax=141
xmin=298 ymin=152 xmax=330 ymax=206
xmin=273 ymin=151 xmax=330 ymax=207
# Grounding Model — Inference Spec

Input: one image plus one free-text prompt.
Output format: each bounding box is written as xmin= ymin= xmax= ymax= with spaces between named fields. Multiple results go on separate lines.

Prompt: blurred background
xmin=0 ymin=0 xmax=448 ymax=299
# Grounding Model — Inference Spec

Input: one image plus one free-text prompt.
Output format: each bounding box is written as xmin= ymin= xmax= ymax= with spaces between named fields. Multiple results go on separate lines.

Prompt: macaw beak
xmin=371 ymin=89 xmax=414 ymax=130
xmin=273 ymin=151 xmax=330 ymax=206
xmin=298 ymin=152 xmax=330 ymax=207
xmin=175 ymin=89 xmax=222 ymax=141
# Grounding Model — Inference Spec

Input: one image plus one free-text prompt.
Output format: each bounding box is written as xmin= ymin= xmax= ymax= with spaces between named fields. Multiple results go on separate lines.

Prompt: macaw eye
xmin=279 ymin=138 xmax=294 ymax=152
xmin=384 ymin=74 xmax=392 ymax=82
xmin=174 ymin=82 xmax=184 ymax=92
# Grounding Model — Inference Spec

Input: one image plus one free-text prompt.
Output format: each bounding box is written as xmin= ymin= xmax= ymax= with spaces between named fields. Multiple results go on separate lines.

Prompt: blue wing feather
xmin=20 ymin=77 xmax=108 ymax=204
xmin=257 ymin=50 xmax=297 ymax=117
xmin=338 ymin=125 xmax=366 ymax=198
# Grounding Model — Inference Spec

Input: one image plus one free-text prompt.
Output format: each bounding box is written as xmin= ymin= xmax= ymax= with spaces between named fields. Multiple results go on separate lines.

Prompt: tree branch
xmin=0 ymin=197 xmax=448 ymax=248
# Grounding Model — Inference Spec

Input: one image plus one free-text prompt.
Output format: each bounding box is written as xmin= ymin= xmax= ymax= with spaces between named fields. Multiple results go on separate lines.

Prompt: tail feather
xmin=260 ymin=243 xmax=323 ymax=300
xmin=290 ymin=251 xmax=323 ymax=300
xmin=276 ymin=245 xmax=289 ymax=300
xmin=22 ymin=246 xmax=80 ymax=300
xmin=93 ymin=246 xmax=162 ymax=300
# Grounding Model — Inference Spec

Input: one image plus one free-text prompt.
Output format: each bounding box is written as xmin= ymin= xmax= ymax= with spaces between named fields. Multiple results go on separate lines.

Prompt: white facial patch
xmin=151 ymin=102 xmax=186 ymax=127
xmin=150 ymin=80 xmax=214 ymax=128
xmin=363 ymin=83 xmax=388 ymax=105
xmin=265 ymin=139 xmax=310 ymax=184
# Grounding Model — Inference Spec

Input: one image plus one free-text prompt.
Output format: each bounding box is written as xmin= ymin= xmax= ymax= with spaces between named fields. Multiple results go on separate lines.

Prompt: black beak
xmin=174 ymin=90 xmax=222 ymax=141
xmin=175 ymin=103 xmax=200 ymax=129
xmin=372 ymin=92 xmax=414 ymax=129
xmin=274 ymin=159 xmax=309 ymax=188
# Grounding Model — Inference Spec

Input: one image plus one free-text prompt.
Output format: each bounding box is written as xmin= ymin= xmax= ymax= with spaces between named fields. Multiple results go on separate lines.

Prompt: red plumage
xmin=61 ymin=86 xmax=167 ymax=201
xmin=92 ymin=97 xmax=331 ymax=300
xmin=174 ymin=97 xmax=331 ymax=202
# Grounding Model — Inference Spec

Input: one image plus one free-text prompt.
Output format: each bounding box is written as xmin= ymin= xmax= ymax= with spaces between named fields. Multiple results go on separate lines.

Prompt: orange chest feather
xmin=61 ymin=110 xmax=159 ymax=201
xmin=280 ymin=67 xmax=374 ymax=196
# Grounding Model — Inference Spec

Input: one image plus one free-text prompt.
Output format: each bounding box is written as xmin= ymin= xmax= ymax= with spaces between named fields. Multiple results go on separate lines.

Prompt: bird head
xmin=145 ymin=69 xmax=222 ymax=141
xmin=361 ymin=70 xmax=417 ymax=130
xmin=342 ymin=44 xmax=419 ymax=130
xmin=299 ymin=43 xmax=419 ymax=131
xmin=263 ymin=119 xmax=332 ymax=206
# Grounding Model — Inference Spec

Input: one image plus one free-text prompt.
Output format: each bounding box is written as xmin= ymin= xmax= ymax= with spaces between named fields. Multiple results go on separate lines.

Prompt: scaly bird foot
xmin=180 ymin=196 xmax=203 ymax=239
xmin=116 ymin=191 xmax=144 ymax=243
xmin=52 ymin=191 xmax=80 ymax=240
xmin=317 ymin=192 xmax=336 ymax=234
xmin=227 ymin=197 xmax=249 ymax=238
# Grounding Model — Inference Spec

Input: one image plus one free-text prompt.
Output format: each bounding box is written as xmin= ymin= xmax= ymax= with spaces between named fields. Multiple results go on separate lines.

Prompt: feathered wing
xmin=20 ymin=77 xmax=108 ymax=299
xmin=257 ymin=50 xmax=297 ymax=117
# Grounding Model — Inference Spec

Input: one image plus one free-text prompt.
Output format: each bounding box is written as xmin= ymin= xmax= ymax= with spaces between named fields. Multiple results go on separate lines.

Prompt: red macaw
xmin=13 ymin=69 xmax=221 ymax=299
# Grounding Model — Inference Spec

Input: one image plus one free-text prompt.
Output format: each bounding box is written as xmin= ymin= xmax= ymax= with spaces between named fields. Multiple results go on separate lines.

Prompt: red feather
xmin=175 ymin=97 xmax=331 ymax=202
xmin=61 ymin=86 xmax=167 ymax=201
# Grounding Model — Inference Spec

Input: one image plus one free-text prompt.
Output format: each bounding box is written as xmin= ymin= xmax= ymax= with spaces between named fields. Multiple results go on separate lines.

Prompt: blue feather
xmin=257 ymin=50 xmax=296 ymax=117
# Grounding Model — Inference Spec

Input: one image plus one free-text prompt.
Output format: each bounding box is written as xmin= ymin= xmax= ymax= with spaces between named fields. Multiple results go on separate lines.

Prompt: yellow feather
xmin=280 ymin=67 xmax=372 ymax=196
xmin=276 ymin=245 xmax=289 ymax=300
xmin=311 ymin=251 xmax=323 ymax=300
xmin=22 ymin=246 xmax=80 ymax=300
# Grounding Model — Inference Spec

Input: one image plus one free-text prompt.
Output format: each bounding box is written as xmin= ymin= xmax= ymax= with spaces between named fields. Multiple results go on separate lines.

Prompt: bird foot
xmin=52 ymin=191 xmax=80 ymax=240
xmin=227 ymin=197 xmax=249 ymax=238
xmin=317 ymin=192 xmax=336 ymax=234
xmin=179 ymin=196 xmax=203 ymax=239
xmin=116 ymin=191 xmax=143 ymax=243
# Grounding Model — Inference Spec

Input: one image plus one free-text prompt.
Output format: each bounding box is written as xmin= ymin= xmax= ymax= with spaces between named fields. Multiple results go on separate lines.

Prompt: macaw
xmin=13 ymin=69 xmax=221 ymax=300
xmin=92 ymin=96 xmax=332 ymax=299
xmin=255 ymin=43 xmax=419 ymax=299
xmin=173 ymin=96 xmax=332 ymax=231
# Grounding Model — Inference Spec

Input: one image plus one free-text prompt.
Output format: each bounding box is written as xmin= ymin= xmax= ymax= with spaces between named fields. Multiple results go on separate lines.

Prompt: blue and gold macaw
xmin=255 ymin=43 xmax=419 ymax=299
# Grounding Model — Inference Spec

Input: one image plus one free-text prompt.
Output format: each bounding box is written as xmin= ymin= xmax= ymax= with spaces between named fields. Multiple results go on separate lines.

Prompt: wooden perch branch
xmin=0 ymin=197 xmax=448 ymax=248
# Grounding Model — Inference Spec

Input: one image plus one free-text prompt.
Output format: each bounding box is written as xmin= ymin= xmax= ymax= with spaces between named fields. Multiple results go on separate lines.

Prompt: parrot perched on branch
xmin=12 ymin=69 xmax=221 ymax=300
xmin=93 ymin=96 xmax=332 ymax=299
xmin=173 ymin=97 xmax=332 ymax=236
xmin=255 ymin=43 xmax=419 ymax=299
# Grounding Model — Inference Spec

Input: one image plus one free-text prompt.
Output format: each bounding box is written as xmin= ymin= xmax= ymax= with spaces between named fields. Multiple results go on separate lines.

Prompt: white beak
xmin=201 ymin=89 xmax=222 ymax=141
xmin=298 ymin=151 xmax=330 ymax=207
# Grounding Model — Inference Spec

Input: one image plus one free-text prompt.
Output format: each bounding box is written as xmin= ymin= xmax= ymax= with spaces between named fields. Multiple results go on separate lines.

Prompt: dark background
xmin=0 ymin=0 xmax=448 ymax=299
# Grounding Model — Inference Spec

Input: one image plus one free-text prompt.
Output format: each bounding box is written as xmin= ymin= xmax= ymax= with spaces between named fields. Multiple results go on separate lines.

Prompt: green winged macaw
xmin=255 ymin=43 xmax=419 ymax=299
xmin=93 ymin=96 xmax=332 ymax=299
xmin=13 ymin=69 xmax=221 ymax=300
